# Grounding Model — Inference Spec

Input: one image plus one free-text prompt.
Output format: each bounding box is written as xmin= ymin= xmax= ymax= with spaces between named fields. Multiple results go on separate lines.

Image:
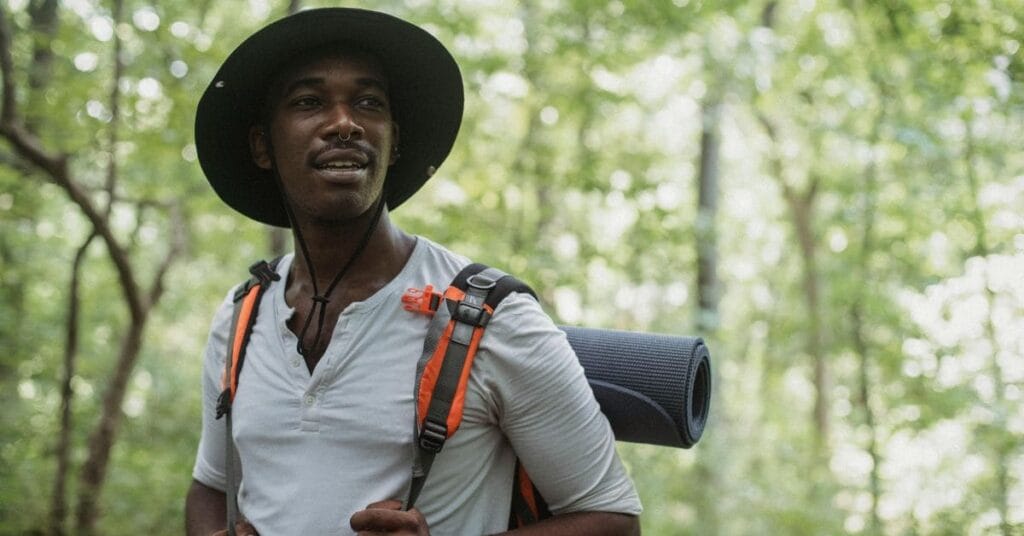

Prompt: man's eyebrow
xmin=282 ymin=77 xmax=325 ymax=96
xmin=281 ymin=76 xmax=389 ymax=97
xmin=355 ymin=77 xmax=389 ymax=93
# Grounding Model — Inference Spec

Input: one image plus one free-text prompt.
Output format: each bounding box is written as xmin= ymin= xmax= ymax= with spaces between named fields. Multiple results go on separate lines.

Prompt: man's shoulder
xmin=407 ymin=235 xmax=472 ymax=282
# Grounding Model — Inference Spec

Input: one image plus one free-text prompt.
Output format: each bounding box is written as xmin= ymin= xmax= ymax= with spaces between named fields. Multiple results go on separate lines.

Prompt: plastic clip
xmin=249 ymin=259 xmax=282 ymax=285
xmin=418 ymin=419 xmax=448 ymax=453
xmin=402 ymin=285 xmax=441 ymax=315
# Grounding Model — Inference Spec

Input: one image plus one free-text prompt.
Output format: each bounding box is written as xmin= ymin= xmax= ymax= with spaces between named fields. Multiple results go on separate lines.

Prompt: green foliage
xmin=1 ymin=0 xmax=1022 ymax=534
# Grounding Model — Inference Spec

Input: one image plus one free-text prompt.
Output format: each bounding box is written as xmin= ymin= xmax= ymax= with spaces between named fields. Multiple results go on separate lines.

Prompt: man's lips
xmin=312 ymin=147 xmax=371 ymax=171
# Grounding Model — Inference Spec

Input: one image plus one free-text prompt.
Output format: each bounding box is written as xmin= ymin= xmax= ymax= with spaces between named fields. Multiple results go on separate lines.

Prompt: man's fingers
xmin=365 ymin=499 xmax=403 ymax=510
xmin=350 ymin=507 xmax=418 ymax=532
xmin=209 ymin=523 xmax=256 ymax=536
xmin=235 ymin=520 xmax=259 ymax=536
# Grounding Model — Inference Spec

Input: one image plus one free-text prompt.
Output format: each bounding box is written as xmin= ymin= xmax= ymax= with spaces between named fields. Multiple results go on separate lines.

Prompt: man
xmin=186 ymin=8 xmax=641 ymax=535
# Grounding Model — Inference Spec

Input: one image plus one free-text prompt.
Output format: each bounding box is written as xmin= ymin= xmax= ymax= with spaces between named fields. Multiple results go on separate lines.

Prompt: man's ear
xmin=249 ymin=125 xmax=272 ymax=170
xmin=389 ymin=122 xmax=401 ymax=166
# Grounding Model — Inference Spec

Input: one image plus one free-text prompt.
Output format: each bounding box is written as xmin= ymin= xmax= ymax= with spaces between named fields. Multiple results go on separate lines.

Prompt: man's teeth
xmin=319 ymin=161 xmax=364 ymax=170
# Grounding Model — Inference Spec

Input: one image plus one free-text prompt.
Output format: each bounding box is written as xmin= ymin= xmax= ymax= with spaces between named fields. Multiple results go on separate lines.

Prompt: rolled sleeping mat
xmin=559 ymin=326 xmax=712 ymax=449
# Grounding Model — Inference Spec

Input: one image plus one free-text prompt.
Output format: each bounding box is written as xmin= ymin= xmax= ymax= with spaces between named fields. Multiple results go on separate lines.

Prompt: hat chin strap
xmin=268 ymin=148 xmax=387 ymax=359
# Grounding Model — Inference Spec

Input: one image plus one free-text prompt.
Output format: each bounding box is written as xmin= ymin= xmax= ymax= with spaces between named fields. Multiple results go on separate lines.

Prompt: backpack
xmin=215 ymin=259 xmax=551 ymax=534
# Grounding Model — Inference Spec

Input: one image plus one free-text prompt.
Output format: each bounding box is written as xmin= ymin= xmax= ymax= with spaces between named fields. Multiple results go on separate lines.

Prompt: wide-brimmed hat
xmin=195 ymin=8 xmax=464 ymax=227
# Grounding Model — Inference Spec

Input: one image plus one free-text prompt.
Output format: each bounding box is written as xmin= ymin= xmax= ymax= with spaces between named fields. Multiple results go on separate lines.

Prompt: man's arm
xmin=349 ymin=502 xmax=639 ymax=536
xmin=484 ymin=296 xmax=643 ymax=518
xmin=189 ymin=293 xmax=237 ymax=536
xmin=495 ymin=511 xmax=639 ymax=536
xmin=185 ymin=479 xmax=226 ymax=536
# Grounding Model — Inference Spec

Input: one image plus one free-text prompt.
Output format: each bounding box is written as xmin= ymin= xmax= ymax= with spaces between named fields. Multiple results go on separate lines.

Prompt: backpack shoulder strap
xmin=216 ymin=258 xmax=281 ymax=536
xmin=415 ymin=264 xmax=537 ymax=452
xmin=402 ymin=263 xmax=550 ymax=527
xmin=215 ymin=258 xmax=282 ymax=419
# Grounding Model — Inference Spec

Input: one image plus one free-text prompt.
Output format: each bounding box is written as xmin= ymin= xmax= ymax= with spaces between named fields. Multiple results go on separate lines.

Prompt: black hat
xmin=195 ymin=8 xmax=464 ymax=227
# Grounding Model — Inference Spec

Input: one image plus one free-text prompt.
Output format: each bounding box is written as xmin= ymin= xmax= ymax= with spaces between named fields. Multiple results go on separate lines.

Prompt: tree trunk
xmin=755 ymin=1 xmax=829 ymax=454
xmin=72 ymin=216 xmax=182 ymax=534
xmin=850 ymin=149 xmax=883 ymax=536
xmin=49 ymin=234 xmax=95 ymax=536
xmin=784 ymin=185 xmax=828 ymax=452
xmin=695 ymin=99 xmax=722 ymax=334
xmin=757 ymin=114 xmax=829 ymax=454
xmin=693 ymin=96 xmax=722 ymax=535
xmin=75 ymin=321 xmax=147 ymax=534
xmin=851 ymin=306 xmax=881 ymax=534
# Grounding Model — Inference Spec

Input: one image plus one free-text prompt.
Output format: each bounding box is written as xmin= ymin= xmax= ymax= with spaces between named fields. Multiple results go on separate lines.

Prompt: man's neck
xmin=285 ymin=209 xmax=414 ymax=298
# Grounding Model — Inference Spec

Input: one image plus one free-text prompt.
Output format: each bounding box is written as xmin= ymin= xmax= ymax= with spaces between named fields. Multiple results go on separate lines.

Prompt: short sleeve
xmin=191 ymin=288 xmax=237 ymax=492
xmin=475 ymin=293 xmax=642 ymax=516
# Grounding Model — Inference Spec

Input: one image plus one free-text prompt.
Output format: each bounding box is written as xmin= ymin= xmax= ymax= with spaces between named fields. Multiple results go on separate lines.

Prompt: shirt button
xmin=304 ymin=394 xmax=316 ymax=406
xmin=291 ymin=358 xmax=301 ymax=368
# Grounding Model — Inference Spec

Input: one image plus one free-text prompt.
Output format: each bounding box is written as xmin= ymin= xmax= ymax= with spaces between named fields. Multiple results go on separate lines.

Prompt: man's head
xmin=195 ymin=8 xmax=463 ymax=227
xmin=249 ymin=47 xmax=400 ymax=224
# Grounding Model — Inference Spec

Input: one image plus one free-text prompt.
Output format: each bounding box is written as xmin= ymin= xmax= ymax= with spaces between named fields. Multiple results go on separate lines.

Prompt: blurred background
xmin=1 ymin=0 xmax=1021 ymax=534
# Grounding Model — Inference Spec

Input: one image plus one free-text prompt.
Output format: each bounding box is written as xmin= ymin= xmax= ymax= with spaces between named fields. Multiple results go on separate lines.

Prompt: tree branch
xmin=50 ymin=231 xmax=97 ymax=536
xmin=0 ymin=5 xmax=15 ymax=126
xmin=0 ymin=4 xmax=67 ymax=177
xmin=0 ymin=3 xmax=143 ymax=323
xmin=147 ymin=203 xmax=187 ymax=308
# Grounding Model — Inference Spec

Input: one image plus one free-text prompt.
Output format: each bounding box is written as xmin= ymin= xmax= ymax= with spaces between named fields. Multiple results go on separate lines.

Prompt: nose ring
xmin=338 ymin=132 xmax=352 ymax=143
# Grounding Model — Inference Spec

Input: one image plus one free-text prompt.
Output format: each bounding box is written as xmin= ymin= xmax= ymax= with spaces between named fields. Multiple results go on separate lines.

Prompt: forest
xmin=1 ymin=0 xmax=1022 ymax=534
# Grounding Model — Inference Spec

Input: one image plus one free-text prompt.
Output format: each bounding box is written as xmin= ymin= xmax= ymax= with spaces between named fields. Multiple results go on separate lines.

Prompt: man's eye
xmin=291 ymin=96 xmax=320 ymax=107
xmin=357 ymin=96 xmax=386 ymax=110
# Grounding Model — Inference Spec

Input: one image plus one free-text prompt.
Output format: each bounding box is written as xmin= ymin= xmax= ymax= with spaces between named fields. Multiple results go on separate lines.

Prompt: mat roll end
xmin=561 ymin=326 xmax=713 ymax=449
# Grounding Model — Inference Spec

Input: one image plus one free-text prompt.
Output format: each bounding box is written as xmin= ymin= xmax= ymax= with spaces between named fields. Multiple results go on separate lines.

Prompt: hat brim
xmin=195 ymin=8 xmax=463 ymax=227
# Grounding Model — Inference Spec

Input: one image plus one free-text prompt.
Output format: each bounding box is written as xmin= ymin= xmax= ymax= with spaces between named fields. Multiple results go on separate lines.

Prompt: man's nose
xmin=322 ymin=103 xmax=364 ymax=141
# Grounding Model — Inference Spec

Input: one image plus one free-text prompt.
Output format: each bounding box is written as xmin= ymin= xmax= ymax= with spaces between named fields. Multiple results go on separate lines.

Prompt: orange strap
xmin=416 ymin=286 xmax=493 ymax=436
xmin=518 ymin=463 xmax=540 ymax=517
xmin=226 ymin=283 xmax=262 ymax=401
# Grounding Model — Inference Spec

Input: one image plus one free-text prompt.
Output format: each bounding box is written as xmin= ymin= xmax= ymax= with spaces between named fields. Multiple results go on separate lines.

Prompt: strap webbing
xmin=406 ymin=264 xmax=536 ymax=511
xmin=220 ymin=259 xmax=281 ymax=536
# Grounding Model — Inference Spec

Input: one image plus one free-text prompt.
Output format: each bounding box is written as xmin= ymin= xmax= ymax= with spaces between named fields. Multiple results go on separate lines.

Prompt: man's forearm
xmin=494 ymin=511 xmax=640 ymax=536
xmin=185 ymin=479 xmax=227 ymax=536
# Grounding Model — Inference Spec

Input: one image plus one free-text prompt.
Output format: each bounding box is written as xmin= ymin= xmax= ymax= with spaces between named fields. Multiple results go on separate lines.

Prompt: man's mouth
xmin=313 ymin=147 xmax=372 ymax=174
xmin=316 ymin=160 xmax=367 ymax=171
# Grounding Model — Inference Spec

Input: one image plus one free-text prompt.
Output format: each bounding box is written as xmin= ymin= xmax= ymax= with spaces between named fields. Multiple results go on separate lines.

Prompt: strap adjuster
xmin=466 ymin=273 xmax=497 ymax=292
xmin=418 ymin=419 xmax=448 ymax=453
xmin=216 ymin=388 xmax=231 ymax=420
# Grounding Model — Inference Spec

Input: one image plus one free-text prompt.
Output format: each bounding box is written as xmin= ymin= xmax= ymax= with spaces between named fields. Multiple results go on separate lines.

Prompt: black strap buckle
xmin=453 ymin=301 xmax=488 ymax=326
xmin=215 ymin=388 xmax=231 ymax=420
xmin=418 ymin=419 xmax=448 ymax=453
xmin=249 ymin=259 xmax=282 ymax=285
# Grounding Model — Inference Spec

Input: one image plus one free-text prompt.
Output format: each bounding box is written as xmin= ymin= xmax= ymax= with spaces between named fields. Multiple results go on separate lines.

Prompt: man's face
xmin=250 ymin=48 xmax=399 ymax=225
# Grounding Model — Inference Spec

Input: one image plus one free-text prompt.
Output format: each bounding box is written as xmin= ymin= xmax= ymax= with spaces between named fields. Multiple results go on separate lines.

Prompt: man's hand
xmin=349 ymin=500 xmax=430 ymax=536
xmin=210 ymin=519 xmax=259 ymax=536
